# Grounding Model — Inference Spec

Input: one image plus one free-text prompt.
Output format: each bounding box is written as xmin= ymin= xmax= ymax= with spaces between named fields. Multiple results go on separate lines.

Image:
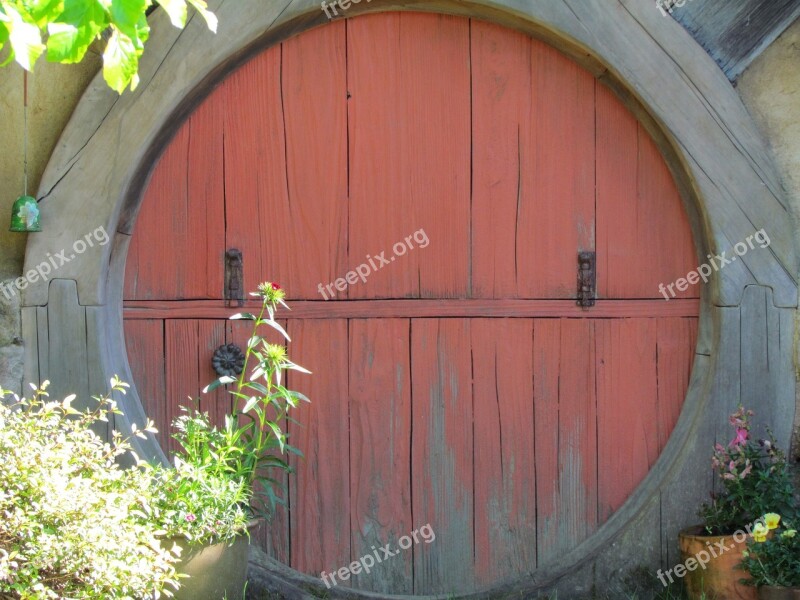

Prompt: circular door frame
xmin=21 ymin=1 xmax=797 ymax=597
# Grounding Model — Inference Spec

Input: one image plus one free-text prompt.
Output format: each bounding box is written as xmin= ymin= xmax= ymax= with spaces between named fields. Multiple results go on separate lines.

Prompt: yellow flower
xmin=781 ymin=529 xmax=796 ymax=539
xmin=752 ymin=522 xmax=769 ymax=543
xmin=764 ymin=513 xmax=781 ymax=530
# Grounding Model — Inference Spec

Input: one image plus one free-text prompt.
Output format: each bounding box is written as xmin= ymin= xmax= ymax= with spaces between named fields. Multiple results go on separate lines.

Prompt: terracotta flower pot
xmin=678 ymin=525 xmax=757 ymax=600
xmin=758 ymin=587 xmax=800 ymax=600
xmin=168 ymin=525 xmax=255 ymax=600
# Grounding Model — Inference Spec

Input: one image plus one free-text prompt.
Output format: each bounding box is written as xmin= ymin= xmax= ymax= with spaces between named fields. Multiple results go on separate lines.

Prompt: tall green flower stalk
xmin=202 ymin=282 xmax=311 ymax=518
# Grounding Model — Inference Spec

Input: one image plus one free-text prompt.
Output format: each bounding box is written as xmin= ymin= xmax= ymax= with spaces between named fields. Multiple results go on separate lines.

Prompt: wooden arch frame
xmin=21 ymin=0 xmax=797 ymax=596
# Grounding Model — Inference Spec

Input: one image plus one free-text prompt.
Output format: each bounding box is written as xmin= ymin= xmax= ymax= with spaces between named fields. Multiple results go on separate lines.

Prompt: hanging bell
xmin=9 ymin=195 xmax=41 ymax=232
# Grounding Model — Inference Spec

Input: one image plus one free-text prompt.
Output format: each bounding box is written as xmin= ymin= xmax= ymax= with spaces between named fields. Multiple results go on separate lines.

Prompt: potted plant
xmin=0 ymin=379 xmax=180 ymax=599
xmin=144 ymin=282 xmax=311 ymax=600
xmin=741 ymin=514 xmax=800 ymax=599
xmin=679 ymin=407 xmax=798 ymax=600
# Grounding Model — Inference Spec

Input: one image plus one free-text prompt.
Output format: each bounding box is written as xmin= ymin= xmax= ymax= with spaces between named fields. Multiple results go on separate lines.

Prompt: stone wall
xmin=0 ymin=56 xmax=100 ymax=393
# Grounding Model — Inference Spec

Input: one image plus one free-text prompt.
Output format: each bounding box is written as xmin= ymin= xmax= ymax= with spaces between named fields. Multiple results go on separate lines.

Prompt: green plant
xmin=0 ymin=379 xmax=180 ymax=599
xmin=171 ymin=282 xmax=310 ymax=525
xmin=145 ymin=449 xmax=251 ymax=544
xmin=741 ymin=513 xmax=800 ymax=588
xmin=0 ymin=0 xmax=217 ymax=92
xmin=699 ymin=407 xmax=798 ymax=535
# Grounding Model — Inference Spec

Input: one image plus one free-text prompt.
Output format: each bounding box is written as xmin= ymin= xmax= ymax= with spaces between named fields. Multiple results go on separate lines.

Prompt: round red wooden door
xmin=123 ymin=13 xmax=698 ymax=596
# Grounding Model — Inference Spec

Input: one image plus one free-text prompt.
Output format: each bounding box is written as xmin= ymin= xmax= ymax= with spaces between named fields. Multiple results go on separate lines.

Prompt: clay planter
xmin=678 ymin=526 xmax=756 ymax=600
xmin=759 ymin=587 xmax=800 ymax=600
xmin=169 ymin=523 xmax=256 ymax=600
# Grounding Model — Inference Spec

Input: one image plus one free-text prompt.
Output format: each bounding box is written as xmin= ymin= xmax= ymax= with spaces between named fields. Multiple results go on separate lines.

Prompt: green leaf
xmin=230 ymin=312 xmax=257 ymax=321
xmin=103 ymin=26 xmax=139 ymax=93
xmin=285 ymin=361 xmax=311 ymax=375
xmin=186 ymin=0 xmax=216 ymax=32
xmin=155 ymin=0 xmax=186 ymax=28
xmin=241 ymin=396 xmax=258 ymax=414
xmin=110 ymin=0 xmax=145 ymax=39
xmin=46 ymin=0 xmax=107 ymax=63
xmin=289 ymin=390 xmax=311 ymax=403
xmin=202 ymin=375 xmax=236 ymax=393
xmin=264 ymin=319 xmax=290 ymax=341
xmin=2 ymin=2 xmax=45 ymax=70
xmin=26 ymin=0 xmax=64 ymax=28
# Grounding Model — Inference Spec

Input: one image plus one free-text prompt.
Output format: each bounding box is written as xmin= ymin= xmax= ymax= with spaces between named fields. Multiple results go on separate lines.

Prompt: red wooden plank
xmin=124 ymin=125 xmax=190 ymax=300
xmin=287 ymin=319 xmax=351 ymax=577
xmin=123 ymin=298 xmax=702 ymax=320
xmin=222 ymin=45 xmax=287 ymax=298
xmin=411 ymin=319 xmax=474 ymax=594
xmin=124 ymin=319 xmax=167 ymax=450
xmin=470 ymin=21 xmax=531 ymax=299
xmin=350 ymin=319 xmax=412 ymax=593
xmin=596 ymin=82 xmax=697 ymax=300
xmin=278 ymin=22 xmax=349 ymax=299
xmin=517 ymin=41 xmax=595 ymax=298
xmin=197 ymin=320 xmax=227 ymax=428
xmin=657 ymin=317 xmax=699 ymax=449
xmin=124 ymin=93 xmax=226 ymax=301
xmin=596 ymin=319 xmax=659 ymax=522
xmin=535 ymin=319 xmax=597 ymax=562
xmin=185 ymin=92 xmax=227 ymax=299
xmin=347 ymin=13 xmax=470 ymax=299
xmin=165 ymin=320 xmax=201 ymax=457
xmin=472 ymin=318 xmax=536 ymax=583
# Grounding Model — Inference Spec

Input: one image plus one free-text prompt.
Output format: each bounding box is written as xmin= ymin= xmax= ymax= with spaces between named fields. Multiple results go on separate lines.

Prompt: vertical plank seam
xmin=469 ymin=325 xmax=477 ymax=576
xmin=345 ymin=19 xmax=351 ymax=299
xmin=468 ymin=18 xmax=474 ymax=298
xmin=409 ymin=318 xmax=416 ymax=594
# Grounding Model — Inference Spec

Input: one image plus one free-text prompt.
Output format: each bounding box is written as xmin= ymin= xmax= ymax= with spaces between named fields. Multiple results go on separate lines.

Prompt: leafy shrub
xmin=143 ymin=410 xmax=252 ymax=544
xmin=699 ymin=407 xmax=798 ymax=535
xmin=0 ymin=380 xmax=180 ymax=599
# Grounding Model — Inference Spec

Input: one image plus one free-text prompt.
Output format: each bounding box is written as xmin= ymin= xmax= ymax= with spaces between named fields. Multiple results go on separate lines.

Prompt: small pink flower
xmin=185 ymin=513 xmax=197 ymax=522
xmin=729 ymin=428 xmax=748 ymax=448
xmin=740 ymin=462 xmax=752 ymax=479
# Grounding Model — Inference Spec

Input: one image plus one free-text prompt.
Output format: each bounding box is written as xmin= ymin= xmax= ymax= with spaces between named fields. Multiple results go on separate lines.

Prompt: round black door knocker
xmin=212 ymin=343 xmax=245 ymax=377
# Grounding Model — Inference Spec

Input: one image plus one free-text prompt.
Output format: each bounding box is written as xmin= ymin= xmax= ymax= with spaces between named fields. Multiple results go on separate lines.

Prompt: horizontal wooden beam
xmin=123 ymin=298 xmax=700 ymax=320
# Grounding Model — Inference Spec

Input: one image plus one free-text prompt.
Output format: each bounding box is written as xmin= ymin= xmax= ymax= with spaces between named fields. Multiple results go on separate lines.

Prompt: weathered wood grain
xmin=123 ymin=319 xmax=168 ymax=449
xmin=287 ymin=319 xmax=351 ymax=580
xmin=596 ymin=82 xmax=697 ymax=300
xmin=411 ymin=319 xmax=474 ymax=594
xmin=470 ymin=21 xmax=531 ymax=299
xmin=518 ymin=40 xmax=595 ymax=299
xmin=596 ymin=319 xmax=659 ymax=522
xmin=347 ymin=13 xmax=471 ymax=300
xmin=21 ymin=307 xmax=38 ymax=386
xmin=471 ymin=318 xmax=536 ymax=583
xmin=350 ymin=319 xmax=412 ymax=593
